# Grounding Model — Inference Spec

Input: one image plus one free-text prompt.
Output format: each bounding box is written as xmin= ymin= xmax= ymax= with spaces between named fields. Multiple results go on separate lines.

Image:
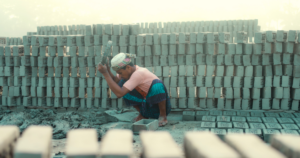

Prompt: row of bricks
xmin=1 ymin=86 xmax=114 ymax=98
xmin=34 ymin=22 xmax=254 ymax=38
xmin=1 ymin=65 xmax=299 ymax=78
xmin=134 ymin=55 xmax=300 ymax=67
xmin=1 ymin=66 xmax=300 ymax=82
xmin=197 ymin=122 xmax=300 ymax=131
xmin=32 ymin=26 xmax=252 ymax=38
xmin=37 ymin=23 xmax=140 ymax=36
xmin=0 ymin=76 xmax=108 ymax=87
xmin=18 ymin=37 xmax=300 ymax=55
xmin=34 ymin=25 xmax=139 ymax=40
xmin=2 ymin=95 xmax=298 ymax=110
xmin=2 ymin=45 xmax=300 ymax=64
xmin=27 ymin=30 xmax=300 ymax=47
xmin=146 ymin=24 xmax=256 ymax=32
xmin=2 ymin=125 xmax=295 ymax=158
xmin=168 ymin=87 xmax=300 ymax=99
xmin=0 ymin=75 xmax=298 ymax=90
xmin=3 ymin=37 xmax=22 ymax=45
xmin=1 ymin=85 xmax=300 ymax=101
xmin=165 ymin=75 xmax=299 ymax=88
xmin=0 ymin=75 xmax=298 ymax=94
xmin=187 ymin=128 xmax=299 ymax=144
xmin=0 ymin=54 xmax=300 ymax=69
xmin=23 ymin=32 xmax=233 ymax=47
xmin=21 ymin=32 xmax=256 ymax=48
xmin=170 ymin=98 xmax=300 ymax=110
xmin=0 ymin=66 xmax=103 ymax=78
xmin=162 ymin=76 xmax=300 ymax=87
xmin=37 ymin=19 xmax=257 ymax=33
xmin=185 ymin=110 xmax=300 ymax=117
xmin=0 ymin=96 xmax=124 ymax=108
xmin=141 ymin=19 xmax=258 ymax=28
xmin=184 ymin=112 xmax=300 ymax=121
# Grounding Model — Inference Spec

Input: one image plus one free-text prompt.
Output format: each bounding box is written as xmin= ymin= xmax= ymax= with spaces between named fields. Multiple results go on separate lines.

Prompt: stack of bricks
xmin=254 ymin=30 xmax=300 ymax=111
xmin=1 ymin=20 xmax=300 ymax=112
xmin=139 ymin=20 xmax=260 ymax=43
xmin=0 ymin=24 xmax=143 ymax=109
xmin=162 ymin=30 xmax=299 ymax=111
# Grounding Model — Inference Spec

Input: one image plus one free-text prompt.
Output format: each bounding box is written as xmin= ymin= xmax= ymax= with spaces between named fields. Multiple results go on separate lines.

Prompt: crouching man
xmin=97 ymin=53 xmax=171 ymax=126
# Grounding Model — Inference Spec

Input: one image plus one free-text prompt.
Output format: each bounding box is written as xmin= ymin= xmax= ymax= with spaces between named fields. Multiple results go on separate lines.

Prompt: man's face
xmin=116 ymin=65 xmax=132 ymax=80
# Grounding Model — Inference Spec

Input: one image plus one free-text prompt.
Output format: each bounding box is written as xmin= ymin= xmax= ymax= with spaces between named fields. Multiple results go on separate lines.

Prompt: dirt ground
xmin=51 ymin=113 xmax=197 ymax=158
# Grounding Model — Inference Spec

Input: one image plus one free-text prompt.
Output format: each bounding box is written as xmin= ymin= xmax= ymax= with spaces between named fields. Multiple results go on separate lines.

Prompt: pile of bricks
xmin=3 ymin=125 xmax=300 ymax=158
xmin=0 ymin=21 xmax=299 ymax=112
xmin=156 ymin=30 xmax=299 ymax=111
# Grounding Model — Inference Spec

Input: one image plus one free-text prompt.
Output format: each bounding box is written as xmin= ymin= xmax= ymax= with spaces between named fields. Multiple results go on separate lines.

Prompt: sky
xmin=0 ymin=0 xmax=300 ymax=37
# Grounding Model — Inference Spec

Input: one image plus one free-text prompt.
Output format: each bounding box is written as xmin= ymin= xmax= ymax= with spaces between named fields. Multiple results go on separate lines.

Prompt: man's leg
xmin=117 ymin=79 xmax=146 ymax=122
xmin=133 ymin=105 xmax=147 ymax=122
xmin=158 ymin=100 xmax=168 ymax=126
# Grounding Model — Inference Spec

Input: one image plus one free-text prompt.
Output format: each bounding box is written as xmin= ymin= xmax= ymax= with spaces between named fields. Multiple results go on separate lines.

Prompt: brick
xmin=19 ymin=85 xmax=29 ymax=96
xmin=225 ymin=134 xmax=285 ymax=158
xmin=290 ymin=100 xmax=298 ymax=110
xmin=265 ymin=123 xmax=282 ymax=129
xmin=5 ymin=57 xmax=14 ymax=67
xmin=65 ymin=129 xmax=98 ymax=157
xmin=270 ymin=134 xmax=300 ymax=157
xmin=183 ymin=111 xmax=195 ymax=121
xmin=234 ymin=55 xmax=243 ymax=65
xmin=281 ymin=124 xmax=299 ymax=130
xmin=14 ymin=126 xmax=52 ymax=158
xmin=140 ymin=131 xmax=181 ymax=158
xmin=280 ymin=129 xmax=299 ymax=135
xmin=184 ymin=132 xmax=239 ymax=158
xmin=0 ymin=126 xmax=20 ymax=157
xmin=231 ymin=116 xmax=246 ymax=122
xmin=132 ymin=119 xmax=158 ymax=134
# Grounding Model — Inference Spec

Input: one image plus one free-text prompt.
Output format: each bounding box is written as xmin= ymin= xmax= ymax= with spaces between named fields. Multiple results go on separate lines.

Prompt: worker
xmin=97 ymin=52 xmax=171 ymax=126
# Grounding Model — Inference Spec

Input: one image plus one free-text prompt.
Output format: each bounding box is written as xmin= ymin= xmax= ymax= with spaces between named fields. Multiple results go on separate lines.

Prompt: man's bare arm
xmin=107 ymin=66 xmax=121 ymax=84
xmin=102 ymin=72 xmax=129 ymax=98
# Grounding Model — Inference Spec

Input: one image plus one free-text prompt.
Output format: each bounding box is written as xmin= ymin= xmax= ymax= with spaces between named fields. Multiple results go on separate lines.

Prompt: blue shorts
xmin=118 ymin=79 xmax=171 ymax=119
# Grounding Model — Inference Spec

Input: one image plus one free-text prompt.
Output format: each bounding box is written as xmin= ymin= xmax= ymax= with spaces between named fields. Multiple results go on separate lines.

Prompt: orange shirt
xmin=117 ymin=65 xmax=159 ymax=98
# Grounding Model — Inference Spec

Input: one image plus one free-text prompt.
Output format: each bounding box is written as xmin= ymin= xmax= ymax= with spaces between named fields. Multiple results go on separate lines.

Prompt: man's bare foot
xmin=158 ymin=116 xmax=168 ymax=127
xmin=133 ymin=114 xmax=147 ymax=122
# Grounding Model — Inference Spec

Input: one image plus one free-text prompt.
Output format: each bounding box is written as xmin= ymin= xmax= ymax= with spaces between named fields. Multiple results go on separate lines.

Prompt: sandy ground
xmin=51 ymin=113 xmax=197 ymax=158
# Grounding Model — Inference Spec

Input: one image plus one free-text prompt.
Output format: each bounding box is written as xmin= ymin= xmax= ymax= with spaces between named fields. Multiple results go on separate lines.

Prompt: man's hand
xmin=97 ymin=63 xmax=108 ymax=74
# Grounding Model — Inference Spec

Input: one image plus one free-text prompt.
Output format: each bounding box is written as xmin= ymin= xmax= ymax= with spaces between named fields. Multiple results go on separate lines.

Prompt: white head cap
xmin=111 ymin=52 xmax=136 ymax=71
